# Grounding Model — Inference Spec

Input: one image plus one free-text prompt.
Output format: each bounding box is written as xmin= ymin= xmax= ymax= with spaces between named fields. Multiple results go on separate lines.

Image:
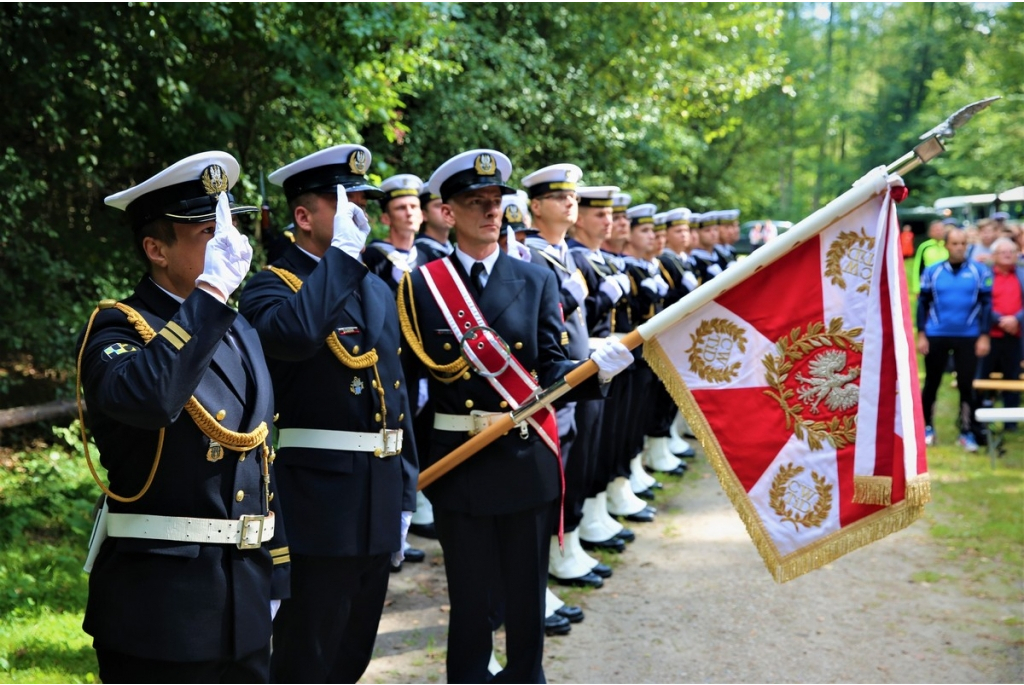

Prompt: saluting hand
xmin=331 ymin=184 xmax=371 ymax=260
xmin=196 ymin=192 xmax=253 ymax=303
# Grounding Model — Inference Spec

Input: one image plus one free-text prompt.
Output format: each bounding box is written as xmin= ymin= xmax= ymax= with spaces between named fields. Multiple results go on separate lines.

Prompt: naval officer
xmin=77 ymin=151 xmax=289 ymax=682
xmin=238 ymin=144 xmax=418 ymax=682
xmin=397 ymin=149 xmax=632 ymax=683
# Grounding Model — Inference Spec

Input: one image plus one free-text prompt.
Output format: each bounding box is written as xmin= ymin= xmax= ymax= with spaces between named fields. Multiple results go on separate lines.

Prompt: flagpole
xmin=416 ymin=97 xmax=999 ymax=491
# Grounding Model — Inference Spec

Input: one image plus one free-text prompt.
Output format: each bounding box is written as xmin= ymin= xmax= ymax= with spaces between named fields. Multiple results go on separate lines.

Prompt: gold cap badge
xmin=504 ymin=205 xmax=523 ymax=223
xmin=474 ymin=153 xmax=496 ymax=176
xmin=201 ymin=164 xmax=229 ymax=196
xmin=348 ymin=150 xmax=369 ymax=175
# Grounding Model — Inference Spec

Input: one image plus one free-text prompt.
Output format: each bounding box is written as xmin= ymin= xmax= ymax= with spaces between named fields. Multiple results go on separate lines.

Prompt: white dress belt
xmin=434 ymin=411 xmax=507 ymax=433
xmin=106 ymin=511 xmax=275 ymax=549
xmin=277 ymin=427 xmax=403 ymax=456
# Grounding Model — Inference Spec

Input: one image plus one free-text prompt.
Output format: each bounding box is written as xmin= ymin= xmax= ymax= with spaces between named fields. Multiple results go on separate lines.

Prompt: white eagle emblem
xmin=795 ymin=350 xmax=860 ymax=414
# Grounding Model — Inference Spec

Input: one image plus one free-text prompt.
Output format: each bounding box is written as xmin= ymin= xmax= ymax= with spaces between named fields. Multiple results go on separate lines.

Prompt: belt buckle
xmin=237 ymin=514 xmax=265 ymax=549
xmin=380 ymin=429 xmax=403 ymax=457
xmin=469 ymin=410 xmax=496 ymax=437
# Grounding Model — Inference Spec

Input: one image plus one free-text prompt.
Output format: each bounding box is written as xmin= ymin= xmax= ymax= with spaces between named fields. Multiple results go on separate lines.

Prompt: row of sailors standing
xmin=358 ymin=159 xmax=746 ymax=649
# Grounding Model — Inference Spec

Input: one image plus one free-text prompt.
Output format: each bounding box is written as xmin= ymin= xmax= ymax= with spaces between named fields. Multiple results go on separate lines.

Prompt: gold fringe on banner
xmin=853 ymin=475 xmax=892 ymax=505
xmin=905 ymin=474 xmax=932 ymax=507
xmin=644 ymin=337 xmax=926 ymax=584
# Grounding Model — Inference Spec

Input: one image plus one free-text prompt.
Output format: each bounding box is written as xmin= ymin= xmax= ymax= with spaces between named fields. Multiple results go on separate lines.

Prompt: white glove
xmin=506 ymin=227 xmax=532 ymax=262
xmin=682 ymin=271 xmax=699 ymax=292
xmin=331 ymin=184 xmax=371 ymax=260
xmin=196 ymin=192 xmax=253 ymax=303
xmin=653 ymin=274 xmax=669 ymax=296
xmin=590 ymin=337 xmax=633 ymax=381
xmin=391 ymin=510 xmax=413 ymax=567
xmin=561 ymin=275 xmax=586 ymax=307
xmin=640 ymin=277 xmax=662 ymax=299
xmin=270 ymin=599 xmax=281 ymax=621
xmin=598 ymin=277 xmax=623 ymax=303
xmin=612 ymin=272 xmax=631 ymax=294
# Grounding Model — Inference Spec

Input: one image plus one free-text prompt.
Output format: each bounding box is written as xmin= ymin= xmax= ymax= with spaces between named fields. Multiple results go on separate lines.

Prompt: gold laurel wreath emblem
xmin=769 ymin=463 xmax=833 ymax=530
xmin=762 ymin=318 xmax=862 ymax=450
xmin=824 ymin=228 xmax=875 ymax=294
xmin=684 ymin=318 xmax=748 ymax=384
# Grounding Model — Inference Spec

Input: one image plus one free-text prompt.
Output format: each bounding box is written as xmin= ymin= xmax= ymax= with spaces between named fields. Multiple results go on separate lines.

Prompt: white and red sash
xmin=420 ymin=257 xmax=566 ymax=540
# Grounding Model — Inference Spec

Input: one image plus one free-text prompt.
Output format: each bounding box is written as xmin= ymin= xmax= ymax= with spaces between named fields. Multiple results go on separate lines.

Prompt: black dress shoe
xmin=590 ymin=562 xmax=612 ymax=578
xmin=409 ymin=522 xmax=438 ymax=539
xmin=390 ymin=561 xmax=402 ymax=573
xmin=615 ymin=528 xmax=636 ymax=543
xmin=555 ymin=605 xmax=584 ymax=623
xmin=550 ymin=571 xmax=604 ymax=589
xmin=652 ymin=464 xmax=686 ymax=477
xmin=404 ymin=547 xmax=426 ymax=563
xmin=620 ymin=508 xmax=655 ymax=523
xmin=650 ymin=480 xmax=664 ymax=489
xmin=580 ymin=536 xmax=626 ymax=553
xmin=636 ymin=487 xmax=656 ymax=501
xmin=545 ymin=613 xmax=572 ymax=636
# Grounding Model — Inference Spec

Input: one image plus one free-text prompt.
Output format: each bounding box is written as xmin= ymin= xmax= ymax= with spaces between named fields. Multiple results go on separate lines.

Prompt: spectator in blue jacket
xmin=917 ymin=227 xmax=992 ymax=452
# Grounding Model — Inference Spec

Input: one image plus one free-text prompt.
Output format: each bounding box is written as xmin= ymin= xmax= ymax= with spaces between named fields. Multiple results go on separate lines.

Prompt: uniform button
xmin=273 ymin=413 xmax=280 ymax=422
xmin=515 ymin=342 xmax=523 ymax=350
xmin=269 ymin=492 xmax=275 ymax=503
xmin=399 ymin=413 xmax=405 ymax=421
xmin=462 ymin=371 xmax=471 ymax=380
xmin=394 ymin=380 xmax=400 ymax=390
xmin=235 ymin=490 xmax=244 ymax=502
xmin=215 ymin=409 xmax=226 ymax=421
xmin=397 ymin=346 xmax=402 ymax=355
xmin=238 ymin=453 xmax=246 ymax=462
xmin=353 ymin=345 xmax=360 ymax=354
xmin=443 ymin=343 xmax=452 ymax=351
xmin=465 ymin=400 xmax=474 ymax=409
xmin=375 ymin=412 xmax=382 ymax=422
xmin=372 ymin=380 xmax=378 ymax=389
xmin=500 ymin=401 xmax=508 ymax=409
xmin=269 ymin=451 xmax=276 ymax=463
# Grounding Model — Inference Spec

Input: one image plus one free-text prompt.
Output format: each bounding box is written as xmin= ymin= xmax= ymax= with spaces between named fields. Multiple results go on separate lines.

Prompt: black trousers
xmin=434 ymin=502 xmax=554 ymax=684
xmin=645 ymin=377 xmax=677 ymax=437
xmin=921 ymin=335 xmax=979 ymax=433
xmin=96 ymin=644 xmax=269 ymax=683
xmin=270 ymin=552 xmax=391 ymax=683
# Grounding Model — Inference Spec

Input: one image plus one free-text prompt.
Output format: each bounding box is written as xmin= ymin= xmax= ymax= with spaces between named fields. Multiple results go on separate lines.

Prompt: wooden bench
xmin=972 ymin=377 xmax=1024 ymax=464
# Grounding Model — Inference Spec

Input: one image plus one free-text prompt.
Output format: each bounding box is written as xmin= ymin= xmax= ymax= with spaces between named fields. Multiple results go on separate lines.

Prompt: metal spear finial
xmin=917 ymin=96 xmax=1002 ymax=141
xmin=886 ymin=96 xmax=1001 ymax=176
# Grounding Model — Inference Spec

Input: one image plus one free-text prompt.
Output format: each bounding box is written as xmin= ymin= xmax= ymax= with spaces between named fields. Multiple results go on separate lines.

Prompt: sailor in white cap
xmin=689 ymin=210 xmax=727 ymax=282
xmin=415 ymin=175 xmax=455 ymax=264
xmin=364 ymin=173 xmax=425 ymax=290
xmin=397 ymin=149 xmax=633 ymax=683
xmin=78 ymin=151 xmax=290 ymax=682
xmin=714 ymin=208 xmax=741 ymax=266
xmin=238 ymin=143 xmax=419 ymax=682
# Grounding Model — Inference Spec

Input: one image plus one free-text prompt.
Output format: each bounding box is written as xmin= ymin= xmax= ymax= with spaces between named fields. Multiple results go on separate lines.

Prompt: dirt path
xmin=362 ymin=458 xmax=1023 ymax=683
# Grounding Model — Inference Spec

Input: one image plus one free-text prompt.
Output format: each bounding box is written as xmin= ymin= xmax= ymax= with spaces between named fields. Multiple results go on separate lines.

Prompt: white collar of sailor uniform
xmin=690 ymin=248 xmax=718 ymax=260
xmin=454 ymin=243 xmax=501 ymax=278
xmin=524 ymin=235 xmax=568 ymax=261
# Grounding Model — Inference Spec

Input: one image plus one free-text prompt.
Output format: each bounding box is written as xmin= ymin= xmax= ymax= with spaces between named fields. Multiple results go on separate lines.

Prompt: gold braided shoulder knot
xmin=76 ymin=300 xmax=269 ymax=503
xmin=396 ymin=270 xmax=469 ymax=383
xmin=267 ymin=266 xmax=388 ymax=429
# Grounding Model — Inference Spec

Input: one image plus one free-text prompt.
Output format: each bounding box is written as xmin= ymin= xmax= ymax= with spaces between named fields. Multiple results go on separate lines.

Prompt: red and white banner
xmin=639 ymin=167 xmax=929 ymax=582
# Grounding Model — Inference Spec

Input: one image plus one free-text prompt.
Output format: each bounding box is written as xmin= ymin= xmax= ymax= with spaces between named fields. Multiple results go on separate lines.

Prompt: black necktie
xmin=470 ymin=262 xmax=486 ymax=296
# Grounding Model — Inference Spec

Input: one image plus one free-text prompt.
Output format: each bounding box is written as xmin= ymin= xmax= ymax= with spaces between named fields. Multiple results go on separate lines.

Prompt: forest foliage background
xmin=1 ymin=1 xmax=1021 ymax=405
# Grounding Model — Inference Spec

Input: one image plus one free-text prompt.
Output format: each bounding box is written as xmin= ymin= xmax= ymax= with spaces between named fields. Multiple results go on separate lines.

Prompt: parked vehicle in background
xmin=736 ymin=219 xmax=793 ymax=255
xmin=933 ymin=185 xmax=1022 ymax=226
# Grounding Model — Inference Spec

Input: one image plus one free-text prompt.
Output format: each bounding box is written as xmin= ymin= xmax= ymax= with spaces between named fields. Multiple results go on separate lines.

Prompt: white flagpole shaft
xmin=637 ymin=167 xmax=891 ymax=341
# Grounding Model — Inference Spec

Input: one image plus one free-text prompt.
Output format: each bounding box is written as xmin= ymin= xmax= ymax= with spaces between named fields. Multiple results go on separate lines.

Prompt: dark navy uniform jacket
xmin=399 ymin=250 xmax=604 ymax=515
xmin=362 ymin=239 xmax=417 ymax=293
xmin=526 ymin=240 xmax=590 ymax=361
xmin=689 ymin=247 xmax=725 ymax=284
xmin=239 ymin=244 xmax=417 ymax=558
xmin=568 ymin=239 xmax=622 ymax=339
xmin=658 ymin=250 xmax=700 ymax=308
xmin=77 ymin=278 xmax=289 ymax=663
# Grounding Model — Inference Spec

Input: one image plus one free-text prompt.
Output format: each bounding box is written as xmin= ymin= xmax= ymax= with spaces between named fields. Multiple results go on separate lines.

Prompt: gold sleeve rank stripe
xmin=270 ymin=546 xmax=290 ymax=565
xmin=157 ymin=321 xmax=191 ymax=350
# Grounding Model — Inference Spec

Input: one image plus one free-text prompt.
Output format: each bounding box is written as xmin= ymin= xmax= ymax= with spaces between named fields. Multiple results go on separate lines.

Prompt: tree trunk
xmin=0 ymin=399 xmax=83 ymax=429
